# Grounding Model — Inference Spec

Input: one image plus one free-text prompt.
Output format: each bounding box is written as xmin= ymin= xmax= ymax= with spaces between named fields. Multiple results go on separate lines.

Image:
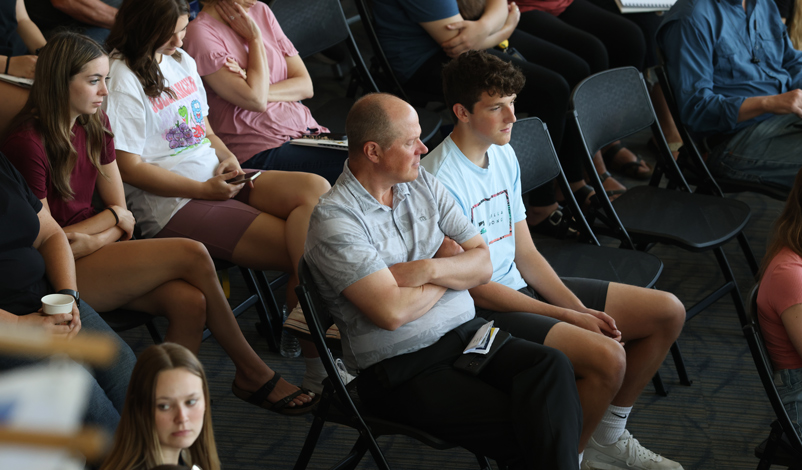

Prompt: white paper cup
xmin=41 ymin=294 xmax=75 ymax=315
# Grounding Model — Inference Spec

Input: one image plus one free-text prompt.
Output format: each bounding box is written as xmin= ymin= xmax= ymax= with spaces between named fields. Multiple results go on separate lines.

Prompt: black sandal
xmin=529 ymin=206 xmax=578 ymax=239
xmin=599 ymin=171 xmax=626 ymax=198
xmin=602 ymin=142 xmax=653 ymax=180
xmin=232 ymin=372 xmax=319 ymax=416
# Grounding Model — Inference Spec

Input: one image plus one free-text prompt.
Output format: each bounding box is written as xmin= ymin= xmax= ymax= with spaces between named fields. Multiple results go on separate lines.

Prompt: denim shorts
xmin=774 ymin=367 xmax=802 ymax=436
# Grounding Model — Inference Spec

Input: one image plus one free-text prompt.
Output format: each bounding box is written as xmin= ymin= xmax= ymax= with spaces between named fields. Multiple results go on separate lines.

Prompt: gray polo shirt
xmin=305 ymin=160 xmax=479 ymax=372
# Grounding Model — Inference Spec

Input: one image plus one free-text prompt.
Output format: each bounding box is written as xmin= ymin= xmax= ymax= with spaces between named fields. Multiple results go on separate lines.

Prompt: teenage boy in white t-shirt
xmin=422 ymin=50 xmax=686 ymax=470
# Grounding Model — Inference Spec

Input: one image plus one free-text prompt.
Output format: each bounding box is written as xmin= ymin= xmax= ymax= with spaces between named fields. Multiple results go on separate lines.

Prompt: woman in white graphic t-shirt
xmin=105 ymin=0 xmax=329 ymax=415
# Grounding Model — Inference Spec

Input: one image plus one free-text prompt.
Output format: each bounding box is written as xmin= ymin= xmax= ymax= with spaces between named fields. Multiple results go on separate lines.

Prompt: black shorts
xmin=474 ymin=277 xmax=609 ymax=344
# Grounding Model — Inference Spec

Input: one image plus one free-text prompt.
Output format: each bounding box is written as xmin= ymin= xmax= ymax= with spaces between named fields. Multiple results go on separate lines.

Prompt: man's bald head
xmin=346 ymin=93 xmax=406 ymax=158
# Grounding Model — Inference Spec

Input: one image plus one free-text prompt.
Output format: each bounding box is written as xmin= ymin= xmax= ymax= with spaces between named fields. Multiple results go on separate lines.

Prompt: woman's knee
xmin=162 ymin=282 xmax=207 ymax=325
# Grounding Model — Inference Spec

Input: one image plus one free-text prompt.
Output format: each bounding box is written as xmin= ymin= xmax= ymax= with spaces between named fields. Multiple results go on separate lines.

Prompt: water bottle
xmin=280 ymin=304 xmax=301 ymax=358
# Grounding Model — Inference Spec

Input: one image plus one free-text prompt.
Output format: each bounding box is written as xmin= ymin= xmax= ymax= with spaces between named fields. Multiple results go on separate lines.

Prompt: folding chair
xmin=744 ymin=283 xmax=802 ymax=470
xmin=293 ymin=258 xmax=494 ymax=470
xmin=270 ymin=0 xmax=441 ymax=142
xmin=352 ymin=0 xmax=445 ymax=108
xmin=570 ymin=67 xmax=754 ymax=331
xmin=654 ymin=65 xmax=788 ymax=203
xmin=510 ymin=117 xmax=681 ymax=394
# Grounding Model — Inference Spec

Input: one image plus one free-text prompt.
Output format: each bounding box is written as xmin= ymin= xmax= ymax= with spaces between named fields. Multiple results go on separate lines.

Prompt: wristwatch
xmin=57 ymin=289 xmax=80 ymax=308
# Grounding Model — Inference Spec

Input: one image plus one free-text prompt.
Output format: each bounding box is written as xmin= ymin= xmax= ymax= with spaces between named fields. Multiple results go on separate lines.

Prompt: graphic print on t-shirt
xmin=147 ymin=75 xmax=210 ymax=155
xmin=470 ymin=189 xmax=512 ymax=244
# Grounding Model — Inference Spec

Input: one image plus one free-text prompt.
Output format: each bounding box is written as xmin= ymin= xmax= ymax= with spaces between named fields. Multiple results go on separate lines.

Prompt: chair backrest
xmin=352 ymin=0 xmax=410 ymax=101
xmin=508 ymin=117 xmax=598 ymax=245
xmin=271 ymin=0 xmax=379 ymax=92
xmin=744 ymin=282 xmax=802 ymax=454
xmin=570 ymin=67 xmax=689 ymax=189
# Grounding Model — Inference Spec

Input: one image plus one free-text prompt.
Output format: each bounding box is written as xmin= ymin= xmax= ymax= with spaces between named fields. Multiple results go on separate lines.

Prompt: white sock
xmin=578 ymin=451 xmax=584 ymax=466
xmin=301 ymin=356 xmax=327 ymax=395
xmin=592 ymin=405 xmax=632 ymax=446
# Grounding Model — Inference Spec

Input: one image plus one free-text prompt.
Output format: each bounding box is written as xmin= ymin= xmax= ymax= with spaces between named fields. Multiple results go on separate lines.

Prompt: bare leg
xmin=77 ymin=238 xmax=311 ymax=406
xmin=650 ymin=83 xmax=683 ymax=159
xmin=604 ymin=284 xmax=685 ymax=406
xmin=235 ymin=171 xmax=330 ymax=307
xmin=544 ymin=322 xmax=626 ymax=451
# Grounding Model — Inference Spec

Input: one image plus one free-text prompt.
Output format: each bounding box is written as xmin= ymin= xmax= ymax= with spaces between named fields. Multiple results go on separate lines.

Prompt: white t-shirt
xmin=422 ymin=136 xmax=528 ymax=291
xmin=105 ymin=50 xmax=218 ymax=237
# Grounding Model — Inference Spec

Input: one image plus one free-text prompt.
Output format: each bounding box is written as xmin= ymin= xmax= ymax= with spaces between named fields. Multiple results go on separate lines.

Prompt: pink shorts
xmin=154 ymin=186 xmax=260 ymax=260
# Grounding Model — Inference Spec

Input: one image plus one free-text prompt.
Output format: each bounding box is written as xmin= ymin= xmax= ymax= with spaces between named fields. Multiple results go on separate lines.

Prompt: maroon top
xmin=3 ymin=113 xmax=116 ymax=227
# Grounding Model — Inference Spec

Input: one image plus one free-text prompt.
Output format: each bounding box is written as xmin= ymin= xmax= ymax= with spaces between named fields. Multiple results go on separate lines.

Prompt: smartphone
xmin=226 ymin=171 xmax=261 ymax=185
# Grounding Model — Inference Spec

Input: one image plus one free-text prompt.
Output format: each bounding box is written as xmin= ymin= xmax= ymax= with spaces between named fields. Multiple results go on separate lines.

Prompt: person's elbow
xmin=368 ymin=305 xmax=409 ymax=331
xmin=241 ymin=95 xmax=268 ymax=113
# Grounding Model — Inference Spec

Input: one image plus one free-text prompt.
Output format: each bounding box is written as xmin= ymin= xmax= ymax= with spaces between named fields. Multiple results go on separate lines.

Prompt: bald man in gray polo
xmin=304 ymin=93 xmax=582 ymax=469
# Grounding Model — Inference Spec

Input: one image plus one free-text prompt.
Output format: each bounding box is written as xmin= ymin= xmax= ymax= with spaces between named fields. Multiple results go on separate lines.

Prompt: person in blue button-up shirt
xmin=658 ymin=0 xmax=802 ymax=192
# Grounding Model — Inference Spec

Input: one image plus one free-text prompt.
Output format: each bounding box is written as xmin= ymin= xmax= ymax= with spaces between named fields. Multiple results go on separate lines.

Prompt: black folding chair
xmin=270 ymin=0 xmax=441 ymax=142
xmin=654 ymin=65 xmax=788 ymax=203
xmin=745 ymin=283 xmax=802 ymax=470
xmin=570 ymin=67 xmax=754 ymax=331
xmin=510 ymin=117 xmax=683 ymax=394
xmin=352 ymin=0 xmax=445 ymax=108
xmin=293 ymin=259 xmax=494 ymax=470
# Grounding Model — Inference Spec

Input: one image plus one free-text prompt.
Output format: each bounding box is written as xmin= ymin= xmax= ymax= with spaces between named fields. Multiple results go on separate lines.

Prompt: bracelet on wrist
xmin=107 ymin=206 xmax=120 ymax=225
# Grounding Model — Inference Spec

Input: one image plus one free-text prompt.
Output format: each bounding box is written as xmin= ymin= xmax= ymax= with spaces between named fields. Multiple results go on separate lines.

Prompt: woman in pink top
xmin=183 ymin=0 xmax=347 ymax=185
xmin=758 ymin=168 xmax=802 ymax=435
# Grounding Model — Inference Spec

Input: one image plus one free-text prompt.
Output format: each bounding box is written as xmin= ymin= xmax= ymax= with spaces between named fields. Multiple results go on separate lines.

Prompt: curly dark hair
xmin=442 ymin=50 xmax=525 ymax=123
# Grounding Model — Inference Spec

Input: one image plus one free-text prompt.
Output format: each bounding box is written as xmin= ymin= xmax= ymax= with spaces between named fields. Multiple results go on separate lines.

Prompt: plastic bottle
xmin=279 ymin=304 xmax=301 ymax=358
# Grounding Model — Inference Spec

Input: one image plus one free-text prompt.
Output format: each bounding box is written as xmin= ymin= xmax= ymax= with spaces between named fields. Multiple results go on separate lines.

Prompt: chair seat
xmin=537 ymin=239 xmax=663 ymax=288
xmin=609 ymin=185 xmax=751 ymax=251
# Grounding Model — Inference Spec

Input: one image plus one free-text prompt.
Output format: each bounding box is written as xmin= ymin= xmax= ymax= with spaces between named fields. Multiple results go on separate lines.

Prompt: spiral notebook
xmin=614 ymin=0 xmax=676 ymax=13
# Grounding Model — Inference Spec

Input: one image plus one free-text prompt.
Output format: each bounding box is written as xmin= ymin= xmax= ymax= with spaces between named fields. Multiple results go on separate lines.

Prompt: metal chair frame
xmin=744 ymin=283 xmax=802 ymax=469
xmin=293 ymin=259 xmax=493 ymax=470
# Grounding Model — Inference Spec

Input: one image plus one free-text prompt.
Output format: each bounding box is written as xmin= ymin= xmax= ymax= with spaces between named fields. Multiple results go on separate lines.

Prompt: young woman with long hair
xmin=757 ymin=167 xmax=802 ymax=436
xmin=104 ymin=0 xmax=330 ymax=394
xmin=100 ymin=343 xmax=220 ymax=470
xmin=2 ymin=31 xmax=316 ymax=415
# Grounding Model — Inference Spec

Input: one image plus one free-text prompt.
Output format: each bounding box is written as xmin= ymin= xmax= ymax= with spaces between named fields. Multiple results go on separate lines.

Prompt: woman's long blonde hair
xmin=100 ymin=343 xmax=220 ymax=470
xmin=6 ymin=31 xmax=112 ymax=201
xmin=760 ymin=168 xmax=802 ymax=279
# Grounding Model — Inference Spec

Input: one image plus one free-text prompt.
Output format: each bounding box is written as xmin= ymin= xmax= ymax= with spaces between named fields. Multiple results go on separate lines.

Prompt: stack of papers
xmin=614 ymin=0 xmax=676 ymax=13
xmin=463 ymin=321 xmax=500 ymax=355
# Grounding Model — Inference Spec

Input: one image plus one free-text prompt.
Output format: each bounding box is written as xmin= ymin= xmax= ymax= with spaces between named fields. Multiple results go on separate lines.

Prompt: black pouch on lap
xmin=369 ymin=317 xmax=486 ymax=389
xmin=452 ymin=330 xmax=512 ymax=376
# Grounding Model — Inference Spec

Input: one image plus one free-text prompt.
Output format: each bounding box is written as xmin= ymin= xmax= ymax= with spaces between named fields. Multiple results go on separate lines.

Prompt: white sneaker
xmin=583 ymin=430 xmax=684 ymax=470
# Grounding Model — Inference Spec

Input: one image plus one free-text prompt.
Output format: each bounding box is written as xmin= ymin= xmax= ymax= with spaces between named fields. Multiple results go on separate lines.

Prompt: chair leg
xmin=757 ymin=420 xmax=784 ymax=470
xmin=713 ymin=247 xmax=750 ymax=327
xmin=670 ymin=341 xmax=692 ymax=386
xmin=255 ymin=271 xmax=288 ymax=347
xmin=736 ymin=232 xmax=759 ymax=277
xmin=241 ymin=268 xmax=281 ymax=352
xmin=651 ymin=371 xmax=668 ymax=397
xmin=293 ymin=390 xmax=333 ymax=470
xmin=475 ymin=454 xmax=493 ymax=470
